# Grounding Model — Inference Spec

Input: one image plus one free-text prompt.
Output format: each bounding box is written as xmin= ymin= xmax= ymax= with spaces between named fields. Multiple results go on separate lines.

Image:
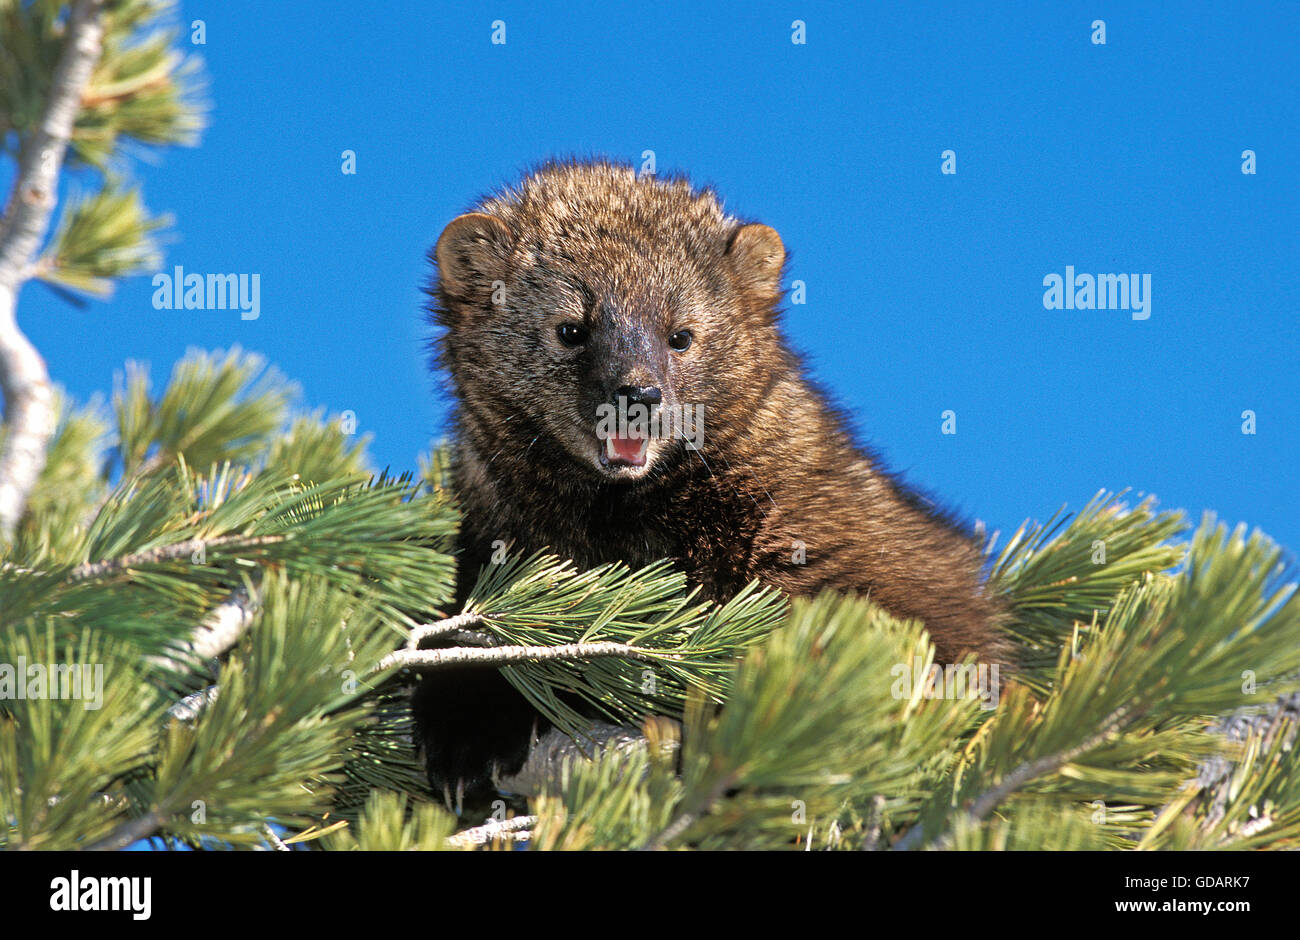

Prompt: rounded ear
xmin=434 ymin=212 xmax=513 ymax=294
xmin=726 ymin=223 xmax=785 ymax=295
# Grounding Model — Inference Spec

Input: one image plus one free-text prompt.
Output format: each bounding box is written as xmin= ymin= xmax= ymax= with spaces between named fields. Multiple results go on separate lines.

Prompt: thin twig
xmin=965 ymin=706 xmax=1130 ymax=823
xmin=85 ymin=810 xmax=165 ymax=852
xmin=640 ymin=773 xmax=739 ymax=851
xmin=0 ymin=0 xmax=107 ymax=543
xmin=894 ymin=705 xmax=1131 ymax=851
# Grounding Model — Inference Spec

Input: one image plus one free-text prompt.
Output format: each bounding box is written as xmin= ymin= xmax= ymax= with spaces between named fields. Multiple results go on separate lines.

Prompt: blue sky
xmin=15 ymin=0 xmax=1300 ymax=554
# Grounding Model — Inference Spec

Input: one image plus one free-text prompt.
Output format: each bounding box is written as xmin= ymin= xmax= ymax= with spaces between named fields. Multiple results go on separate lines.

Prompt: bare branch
xmin=166 ymin=684 xmax=218 ymax=722
xmin=150 ymin=584 xmax=261 ymax=676
xmin=0 ymin=0 xmax=107 ymax=544
xmin=437 ymin=628 xmax=498 ymax=647
xmin=85 ymin=810 xmax=164 ymax=852
xmin=446 ymin=815 xmax=536 ymax=848
xmin=404 ymin=612 xmax=486 ymax=649
xmin=67 ymin=534 xmax=285 ymax=583
xmin=260 ymin=824 xmax=291 ymax=852
xmin=377 ymin=639 xmax=664 ymax=673
xmin=859 ymin=794 xmax=886 ymax=851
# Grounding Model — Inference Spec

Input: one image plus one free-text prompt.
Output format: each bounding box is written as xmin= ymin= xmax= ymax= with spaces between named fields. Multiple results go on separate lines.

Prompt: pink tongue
xmin=607 ymin=433 xmax=647 ymax=465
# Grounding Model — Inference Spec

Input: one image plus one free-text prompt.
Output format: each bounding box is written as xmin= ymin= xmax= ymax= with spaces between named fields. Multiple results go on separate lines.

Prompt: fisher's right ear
xmin=433 ymin=212 xmax=514 ymax=296
xmin=726 ymin=224 xmax=785 ymax=294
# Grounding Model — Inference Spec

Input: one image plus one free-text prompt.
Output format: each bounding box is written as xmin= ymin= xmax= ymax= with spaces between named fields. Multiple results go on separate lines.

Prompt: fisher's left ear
xmin=726 ymin=223 xmax=785 ymax=298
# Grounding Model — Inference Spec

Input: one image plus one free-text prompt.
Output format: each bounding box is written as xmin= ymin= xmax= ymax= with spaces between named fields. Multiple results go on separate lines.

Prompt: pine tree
xmin=2 ymin=1 xmax=1297 ymax=852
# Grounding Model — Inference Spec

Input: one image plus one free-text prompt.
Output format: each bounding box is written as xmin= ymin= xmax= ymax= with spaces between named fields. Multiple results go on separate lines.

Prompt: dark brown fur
xmin=415 ymin=160 xmax=1008 ymax=804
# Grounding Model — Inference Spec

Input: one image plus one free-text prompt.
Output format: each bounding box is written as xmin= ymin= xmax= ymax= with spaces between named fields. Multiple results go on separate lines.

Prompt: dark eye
xmin=557 ymin=323 xmax=589 ymax=347
xmin=668 ymin=330 xmax=693 ymax=352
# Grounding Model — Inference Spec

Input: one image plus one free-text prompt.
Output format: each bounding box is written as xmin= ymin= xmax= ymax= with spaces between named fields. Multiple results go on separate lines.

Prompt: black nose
xmin=616 ymin=385 xmax=662 ymax=407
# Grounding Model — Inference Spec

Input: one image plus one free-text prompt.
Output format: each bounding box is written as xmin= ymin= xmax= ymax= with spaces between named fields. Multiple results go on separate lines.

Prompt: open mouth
xmin=598 ymin=430 xmax=650 ymax=469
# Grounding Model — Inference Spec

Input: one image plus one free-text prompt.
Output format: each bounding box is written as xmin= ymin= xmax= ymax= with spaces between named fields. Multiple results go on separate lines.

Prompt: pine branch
xmin=320 ymin=791 xmax=456 ymax=851
xmin=5 ymin=334 xmax=1297 ymax=851
xmin=117 ymin=574 xmax=404 ymax=848
xmin=0 ymin=0 xmax=106 ymax=544
xmin=1143 ymin=692 xmax=1300 ymax=849
xmin=112 ymin=349 xmax=295 ymax=477
xmin=449 ymin=552 xmax=787 ymax=738
xmin=6 ymin=389 xmax=111 ymax=561
xmin=528 ymin=595 xmax=981 ymax=851
xmin=0 ymin=626 xmax=163 ymax=850
xmin=989 ymin=490 xmax=1187 ymax=689
xmin=902 ymin=519 xmax=1300 ymax=850
xmin=73 ymin=0 xmax=207 ymax=164
xmin=34 ymin=178 xmax=169 ymax=296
